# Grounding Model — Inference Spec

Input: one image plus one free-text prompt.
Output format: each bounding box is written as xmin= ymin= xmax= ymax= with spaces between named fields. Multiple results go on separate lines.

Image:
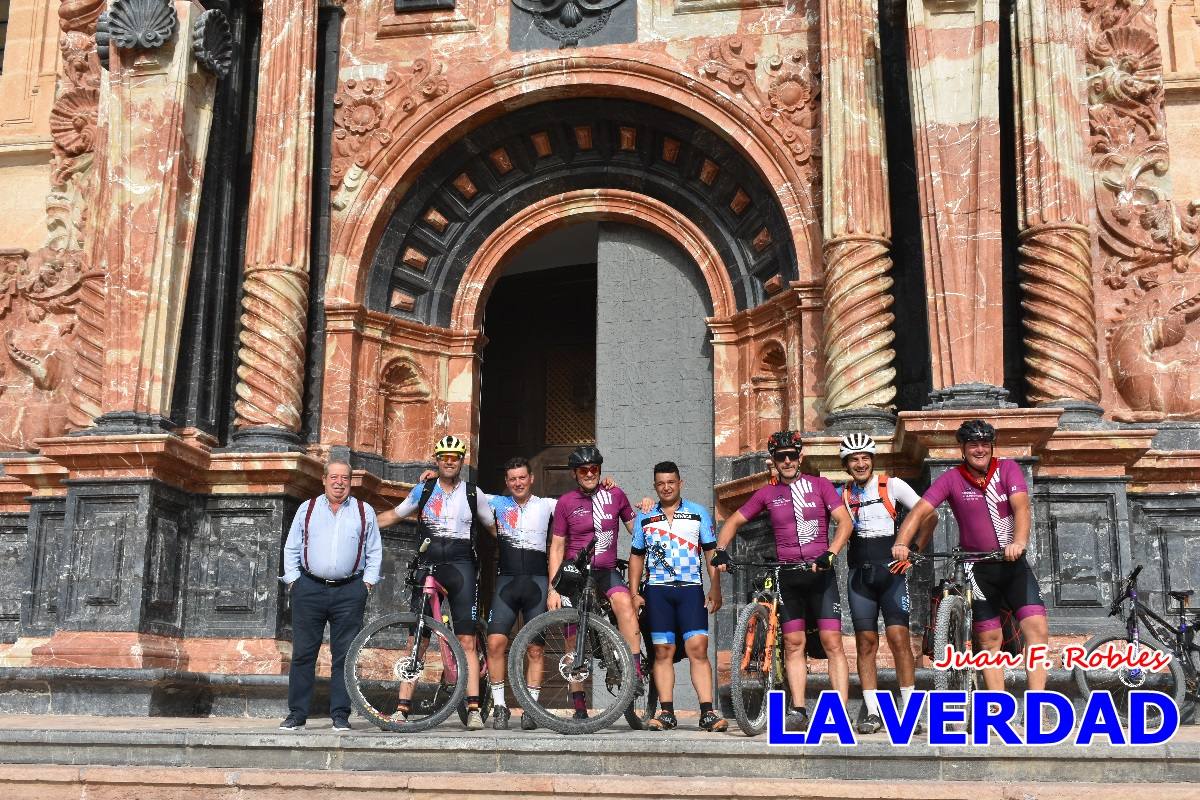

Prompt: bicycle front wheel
xmin=1072 ymin=631 xmax=1185 ymax=722
xmin=345 ymin=612 xmax=468 ymax=733
xmin=932 ymin=595 xmax=973 ymax=694
xmin=730 ymin=602 xmax=777 ymax=737
xmin=507 ymin=608 xmax=637 ymax=734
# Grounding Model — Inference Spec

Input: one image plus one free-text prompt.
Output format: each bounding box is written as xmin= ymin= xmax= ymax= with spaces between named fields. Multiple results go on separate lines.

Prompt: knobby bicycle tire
xmin=931 ymin=594 xmax=973 ymax=694
xmin=345 ymin=611 xmax=468 ymax=733
xmin=730 ymin=601 xmax=778 ymax=737
xmin=1072 ymin=630 xmax=1186 ymax=721
xmin=507 ymin=608 xmax=637 ymax=734
xmin=457 ymin=620 xmax=494 ymax=726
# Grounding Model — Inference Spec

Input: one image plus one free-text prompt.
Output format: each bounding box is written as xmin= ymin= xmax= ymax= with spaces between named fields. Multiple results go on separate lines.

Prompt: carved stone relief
xmin=1085 ymin=0 xmax=1200 ymax=420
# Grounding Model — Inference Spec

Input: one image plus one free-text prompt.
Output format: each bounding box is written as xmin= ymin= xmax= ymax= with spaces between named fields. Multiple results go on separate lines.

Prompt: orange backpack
xmin=842 ymin=474 xmax=896 ymax=521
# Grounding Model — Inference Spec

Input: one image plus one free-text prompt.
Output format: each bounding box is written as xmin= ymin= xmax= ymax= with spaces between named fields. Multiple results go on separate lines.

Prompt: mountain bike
xmin=1073 ymin=564 xmax=1197 ymax=722
xmin=507 ymin=539 xmax=638 ymax=734
xmin=728 ymin=558 xmax=816 ymax=737
xmin=345 ymin=539 xmax=489 ymax=732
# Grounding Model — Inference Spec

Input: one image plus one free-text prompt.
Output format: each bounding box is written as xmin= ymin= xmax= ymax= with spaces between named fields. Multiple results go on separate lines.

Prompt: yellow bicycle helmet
xmin=433 ymin=434 xmax=467 ymax=456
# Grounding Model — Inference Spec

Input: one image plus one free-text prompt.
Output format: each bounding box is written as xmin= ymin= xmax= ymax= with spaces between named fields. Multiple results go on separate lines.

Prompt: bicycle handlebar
xmin=907 ymin=549 xmax=1005 ymax=563
xmin=727 ymin=558 xmax=818 ymax=572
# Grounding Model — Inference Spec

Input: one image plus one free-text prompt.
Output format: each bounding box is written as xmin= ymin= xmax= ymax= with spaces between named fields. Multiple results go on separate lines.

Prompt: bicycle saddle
xmin=1168 ymin=589 xmax=1194 ymax=602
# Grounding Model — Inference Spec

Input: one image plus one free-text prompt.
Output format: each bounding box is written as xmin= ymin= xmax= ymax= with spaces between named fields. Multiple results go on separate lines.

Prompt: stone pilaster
xmin=231 ymin=0 xmax=319 ymax=450
xmin=1012 ymin=0 xmax=1102 ymax=409
xmin=906 ymin=0 xmax=1005 ymax=392
xmin=90 ymin=0 xmax=219 ymax=431
xmin=819 ymin=0 xmax=897 ymax=423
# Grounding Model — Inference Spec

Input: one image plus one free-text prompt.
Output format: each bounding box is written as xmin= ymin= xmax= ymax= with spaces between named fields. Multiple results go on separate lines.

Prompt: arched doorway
xmin=476 ymin=221 xmax=715 ymax=510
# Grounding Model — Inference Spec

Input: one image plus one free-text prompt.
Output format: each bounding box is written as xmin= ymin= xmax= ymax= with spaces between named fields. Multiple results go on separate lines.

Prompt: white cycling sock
xmin=490 ymin=681 xmax=506 ymax=707
xmin=864 ymin=691 xmax=882 ymax=717
xmin=529 ymin=686 xmax=541 ymax=701
xmin=900 ymin=685 xmax=915 ymax=711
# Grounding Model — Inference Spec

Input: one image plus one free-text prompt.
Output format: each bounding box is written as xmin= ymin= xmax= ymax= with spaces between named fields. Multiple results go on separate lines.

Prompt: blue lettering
xmin=875 ymin=689 xmax=924 ymax=745
xmin=1023 ymin=691 xmax=1075 ymax=745
xmin=970 ymin=691 xmax=1020 ymax=745
xmin=807 ymin=690 xmax=856 ymax=745
xmin=928 ymin=691 xmax=969 ymax=745
xmin=1128 ymin=691 xmax=1179 ymax=745
xmin=1074 ymin=691 xmax=1127 ymax=746
xmin=766 ymin=690 xmax=806 ymax=745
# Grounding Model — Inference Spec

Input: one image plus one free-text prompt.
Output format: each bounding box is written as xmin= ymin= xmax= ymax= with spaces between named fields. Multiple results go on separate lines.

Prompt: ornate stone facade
xmin=0 ymin=0 xmax=1194 ymax=711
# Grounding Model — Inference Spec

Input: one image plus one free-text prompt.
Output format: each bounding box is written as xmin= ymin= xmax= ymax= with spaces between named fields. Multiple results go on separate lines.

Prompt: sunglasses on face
xmin=575 ymin=465 xmax=601 ymax=477
xmin=436 ymin=453 xmax=462 ymax=464
xmin=773 ymin=451 xmax=801 ymax=463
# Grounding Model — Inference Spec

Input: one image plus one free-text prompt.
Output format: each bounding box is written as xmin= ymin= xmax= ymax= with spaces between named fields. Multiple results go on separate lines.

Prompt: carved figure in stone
xmin=330 ymin=61 xmax=449 ymax=190
xmin=694 ymin=39 xmax=821 ymax=171
xmin=1086 ymin=0 xmax=1200 ymax=419
xmin=510 ymin=0 xmax=628 ymax=47
xmin=106 ymin=0 xmax=178 ymax=52
xmin=0 ymin=249 xmax=86 ymax=448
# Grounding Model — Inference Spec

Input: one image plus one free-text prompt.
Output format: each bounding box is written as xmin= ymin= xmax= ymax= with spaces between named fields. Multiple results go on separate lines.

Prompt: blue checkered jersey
xmin=631 ymin=499 xmax=717 ymax=586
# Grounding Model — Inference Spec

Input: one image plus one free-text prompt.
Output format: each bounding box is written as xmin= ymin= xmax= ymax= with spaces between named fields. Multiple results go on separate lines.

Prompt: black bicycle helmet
xmin=767 ymin=430 xmax=804 ymax=455
xmin=955 ymin=419 xmax=996 ymax=444
xmin=567 ymin=445 xmax=603 ymax=468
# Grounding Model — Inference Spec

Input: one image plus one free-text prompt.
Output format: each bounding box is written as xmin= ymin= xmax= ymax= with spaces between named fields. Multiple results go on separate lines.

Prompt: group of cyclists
xmin=374 ymin=417 xmax=1048 ymax=734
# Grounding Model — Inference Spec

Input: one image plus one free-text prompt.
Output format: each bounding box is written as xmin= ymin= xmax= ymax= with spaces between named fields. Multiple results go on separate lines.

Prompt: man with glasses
xmin=279 ymin=457 xmax=382 ymax=732
xmin=891 ymin=419 xmax=1048 ymax=693
xmin=377 ymin=434 xmax=497 ymax=729
xmin=713 ymin=430 xmax=854 ymax=731
xmin=547 ymin=445 xmax=641 ymax=719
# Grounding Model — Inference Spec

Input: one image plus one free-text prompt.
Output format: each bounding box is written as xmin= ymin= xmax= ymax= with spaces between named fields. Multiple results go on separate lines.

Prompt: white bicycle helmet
xmin=839 ymin=433 xmax=877 ymax=460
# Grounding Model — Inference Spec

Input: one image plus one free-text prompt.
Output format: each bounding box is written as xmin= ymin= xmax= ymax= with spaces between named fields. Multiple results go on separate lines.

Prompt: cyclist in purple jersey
xmin=547 ymin=446 xmax=642 ymax=718
xmin=892 ymin=418 xmax=1050 ymax=692
xmin=712 ymin=430 xmax=854 ymax=732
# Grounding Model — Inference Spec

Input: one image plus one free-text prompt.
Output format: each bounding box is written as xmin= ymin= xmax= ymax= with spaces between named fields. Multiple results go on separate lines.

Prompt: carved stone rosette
xmin=330 ymin=61 xmax=449 ymax=190
xmin=1012 ymin=0 xmax=1101 ymax=406
xmin=1085 ymin=0 xmax=1200 ymax=420
xmin=819 ymin=0 xmax=896 ymax=415
xmin=233 ymin=0 xmax=319 ymax=438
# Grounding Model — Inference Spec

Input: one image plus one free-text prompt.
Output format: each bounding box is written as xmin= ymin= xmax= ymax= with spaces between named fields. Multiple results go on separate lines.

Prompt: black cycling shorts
xmin=778 ymin=567 xmax=842 ymax=635
xmin=410 ymin=560 xmax=478 ymax=635
xmin=592 ymin=567 xmax=629 ymax=598
xmin=969 ymin=557 xmax=1046 ymax=634
xmin=488 ymin=574 xmax=548 ymax=635
xmin=848 ymin=563 xmax=910 ymax=632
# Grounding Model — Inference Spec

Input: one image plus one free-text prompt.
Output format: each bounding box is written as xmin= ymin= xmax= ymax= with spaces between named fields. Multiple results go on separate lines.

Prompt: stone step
xmin=0 ymin=715 xmax=1195 ymax=785
xmin=0 ymin=765 xmax=1196 ymax=800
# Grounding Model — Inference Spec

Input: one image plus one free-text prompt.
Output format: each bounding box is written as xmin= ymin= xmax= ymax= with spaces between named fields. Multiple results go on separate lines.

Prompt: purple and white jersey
xmin=552 ymin=486 xmax=634 ymax=570
xmin=921 ymin=459 xmax=1029 ymax=552
xmin=737 ymin=476 xmax=842 ymax=563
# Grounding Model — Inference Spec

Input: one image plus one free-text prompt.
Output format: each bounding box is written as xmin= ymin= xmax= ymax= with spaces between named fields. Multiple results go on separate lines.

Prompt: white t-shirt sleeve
xmin=888 ymin=477 xmax=922 ymax=512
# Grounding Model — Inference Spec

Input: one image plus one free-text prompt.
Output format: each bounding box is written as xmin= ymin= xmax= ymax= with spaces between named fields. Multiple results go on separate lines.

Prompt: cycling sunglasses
xmin=772 ymin=450 xmax=801 ymax=463
xmin=435 ymin=453 xmax=462 ymax=464
xmin=575 ymin=464 xmax=601 ymax=476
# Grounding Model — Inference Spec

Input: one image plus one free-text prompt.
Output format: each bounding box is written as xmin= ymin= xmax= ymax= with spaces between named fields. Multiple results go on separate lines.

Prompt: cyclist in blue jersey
xmin=628 ymin=461 xmax=727 ymax=733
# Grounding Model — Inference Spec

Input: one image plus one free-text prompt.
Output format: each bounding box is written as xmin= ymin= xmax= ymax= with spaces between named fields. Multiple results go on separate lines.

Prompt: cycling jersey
xmin=393 ymin=480 xmax=496 ymax=562
xmin=489 ymin=494 xmax=555 ymax=575
xmin=843 ymin=475 xmax=920 ymax=567
xmin=736 ymin=476 xmax=842 ymax=563
xmin=921 ymin=458 xmax=1027 ymax=552
xmin=631 ymin=499 xmax=716 ymax=586
xmin=552 ymin=486 xmax=634 ymax=570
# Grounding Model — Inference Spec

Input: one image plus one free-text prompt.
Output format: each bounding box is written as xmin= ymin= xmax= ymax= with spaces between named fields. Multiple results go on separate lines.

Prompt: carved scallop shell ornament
xmin=107 ymin=0 xmax=178 ymax=51
xmin=192 ymin=9 xmax=233 ymax=78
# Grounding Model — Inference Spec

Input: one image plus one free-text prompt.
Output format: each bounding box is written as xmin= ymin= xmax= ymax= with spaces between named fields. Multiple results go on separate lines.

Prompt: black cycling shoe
xmin=520 ymin=712 xmax=538 ymax=730
xmin=572 ymin=708 xmax=589 ymax=720
xmin=699 ymin=710 xmax=728 ymax=732
xmin=785 ymin=707 xmax=810 ymax=732
xmin=492 ymin=706 xmax=511 ymax=730
xmin=646 ymin=711 xmax=678 ymax=731
xmin=857 ymin=713 xmax=883 ymax=734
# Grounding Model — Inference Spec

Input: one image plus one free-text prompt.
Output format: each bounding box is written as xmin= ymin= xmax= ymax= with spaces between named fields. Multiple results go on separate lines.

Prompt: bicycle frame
xmin=734 ymin=560 xmax=816 ymax=682
xmin=404 ymin=560 xmax=458 ymax=686
xmin=1112 ymin=566 xmax=1199 ymax=693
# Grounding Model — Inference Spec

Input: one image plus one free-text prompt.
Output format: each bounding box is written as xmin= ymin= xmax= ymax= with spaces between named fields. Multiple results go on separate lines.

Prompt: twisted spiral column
xmin=1018 ymin=223 xmax=1101 ymax=404
xmin=231 ymin=0 xmax=317 ymax=440
xmin=821 ymin=235 xmax=897 ymax=412
xmin=234 ymin=264 xmax=309 ymax=431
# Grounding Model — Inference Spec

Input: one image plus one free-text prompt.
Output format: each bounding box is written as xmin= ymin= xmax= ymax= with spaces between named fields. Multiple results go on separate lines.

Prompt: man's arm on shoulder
xmin=377 ymin=489 xmax=423 ymax=529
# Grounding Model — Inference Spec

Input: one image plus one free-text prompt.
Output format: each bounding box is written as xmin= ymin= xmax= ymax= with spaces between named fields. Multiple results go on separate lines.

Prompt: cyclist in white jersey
xmin=838 ymin=433 xmax=933 ymax=734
